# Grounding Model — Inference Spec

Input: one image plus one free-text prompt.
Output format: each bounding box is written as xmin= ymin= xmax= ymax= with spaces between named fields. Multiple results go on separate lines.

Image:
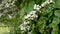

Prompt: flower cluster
xmin=19 ymin=21 xmax=30 ymax=33
xmin=33 ymin=4 xmax=40 ymax=11
xmin=41 ymin=0 xmax=53 ymax=7
xmin=19 ymin=4 xmax=40 ymax=33
xmin=24 ymin=11 xmax=38 ymax=20
xmin=0 ymin=0 xmax=19 ymax=19
xmin=19 ymin=0 xmax=53 ymax=33
xmin=0 ymin=0 xmax=16 ymax=10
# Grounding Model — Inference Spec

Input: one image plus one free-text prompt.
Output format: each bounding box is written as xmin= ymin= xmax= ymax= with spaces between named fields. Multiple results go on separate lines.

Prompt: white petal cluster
xmin=24 ymin=11 xmax=38 ymax=20
xmin=34 ymin=4 xmax=40 ymax=11
xmin=41 ymin=1 xmax=47 ymax=7
xmin=0 ymin=0 xmax=19 ymax=18
xmin=0 ymin=0 xmax=16 ymax=10
xmin=20 ymin=7 xmax=38 ymax=34
xmin=20 ymin=24 xmax=26 ymax=32
xmin=23 ymin=21 xmax=30 ymax=24
xmin=19 ymin=0 xmax=54 ymax=33
xmin=19 ymin=21 xmax=30 ymax=32
xmin=41 ymin=0 xmax=53 ymax=7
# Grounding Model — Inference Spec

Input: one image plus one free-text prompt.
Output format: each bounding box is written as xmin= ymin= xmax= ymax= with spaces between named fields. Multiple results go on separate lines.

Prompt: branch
xmin=19 ymin=0 xmax=54 ymax=34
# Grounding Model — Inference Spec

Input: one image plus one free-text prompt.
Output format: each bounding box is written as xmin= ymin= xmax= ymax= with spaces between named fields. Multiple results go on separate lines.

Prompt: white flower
xmin=49 ymin=0 xmax=53 ymax=3
xmin=36 ymin=5 xmax=40 ymax=11
xmin=20 ymin=26 xmax=24 ymax=30
xmin=37 ymin=5 xmax=39 ymax=7
xmin=5 ymin=3 xmax=9 ymax=7
xmin=20 ymin=24 xmax=26 ymax=31
xmin=23 ymin=21 xmax=30 ymax=24
xmin=26 ymin=26 xmax=30 ymax=31
xmin=41 ymin=0 xmax=53 ymax=7
xmin=34 ymin=4 xmax=37 ymax=9
xmin=19 ymin=0 xmax=54 ymax=33
xmin=24 ymin=21 xmax=28 ymax=24
xmin=41 ymin=2 xmax=47 ymax=7
xmin=29 ymin=11 xmax=36 ymax=15
xmin=36 ymin=8 xmax=40 ymax=11
xmin=24 ymin=10 xmax=37 ymax=20
xmin=35 ymin=15 xmax=38 ymax=17
xmin=29 ymin=14 xmax=38 ymax=20
xmin=30 ymin=14 xmax=37 ymax=18
xmin=24 ymin=15 xmax=31 ymax=19
xmin=34 ymin=4 xmax=40 ymax=11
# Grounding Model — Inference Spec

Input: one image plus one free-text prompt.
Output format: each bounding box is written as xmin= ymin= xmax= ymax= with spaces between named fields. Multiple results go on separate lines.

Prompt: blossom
xmin=26 ymin=26 xmax=30 ymax=31
xmin=30 ymin=14 xmax=38 ymax=18
xmin=23 ymin=21 xmax=28 ymax=25
xmin=33 ymin=4 xmax=37 ymax=9
xmin=24 ymin=15 xmax=31 ymax=19
xmin=49 ymin=0 xmax=53 ymax=3
xmin=29 ymin=11 xmax=36 ymax=15
xmin=19 ymin=0 xmax=54 ymax=33
xmin=41 ymin=2 xmax=47 ymax=7
xmin=41 ymin=0 xmax=53 ymax=7
xmin=20 ymin=24 xmax=26 ymax=31
xmin=5 ymin=3 xmax=10 ymax=7
xmin=24 ymin=10 xmax=38 ymax=20
xmin=33 ymin=4 xmax=40 ymax=11
xmin=36 ymin=5 xmax=40 ymax=11
xmin=23 ymin=21 xmax=30 ymax=25
xmin=19 ymin=21 xmax=30 ymax=32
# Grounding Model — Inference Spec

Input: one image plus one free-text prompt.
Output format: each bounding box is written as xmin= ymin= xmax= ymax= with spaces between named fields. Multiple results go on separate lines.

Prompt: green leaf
xmin=54 ymin=0 xmax=60 ymax=8
xmin=55 ymin=10 xmax=60 ymax=18
xmin=38 ymin=19 xmax=46 ymax=33
xmin=49 ymin=16 xmax=60 ymax=25
xmin=26 ymin=1 xmax=35 ymax=13
xmin=50 ymin=23 xmax=59 ymax=34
